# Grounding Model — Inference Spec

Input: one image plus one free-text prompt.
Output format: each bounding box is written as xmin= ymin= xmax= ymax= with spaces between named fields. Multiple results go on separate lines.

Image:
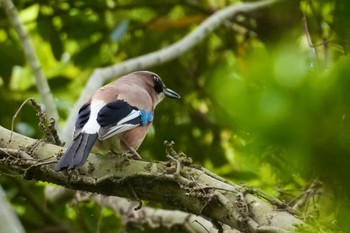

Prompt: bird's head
xmin=133 ymin=71 xmax=180 ymax=105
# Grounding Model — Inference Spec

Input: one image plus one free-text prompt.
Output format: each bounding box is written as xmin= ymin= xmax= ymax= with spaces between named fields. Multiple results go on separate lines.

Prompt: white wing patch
xmin=82 ymin=100 xmax=106 ymax=134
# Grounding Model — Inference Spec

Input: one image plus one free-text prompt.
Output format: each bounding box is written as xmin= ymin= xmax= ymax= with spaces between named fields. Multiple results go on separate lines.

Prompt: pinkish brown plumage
xmin=55 ymin=71 xmax=180 ymax=171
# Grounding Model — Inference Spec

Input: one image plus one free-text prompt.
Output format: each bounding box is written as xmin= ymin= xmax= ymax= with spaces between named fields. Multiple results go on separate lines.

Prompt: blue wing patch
xmin=140 ymin=110 xmax=153 ymax=125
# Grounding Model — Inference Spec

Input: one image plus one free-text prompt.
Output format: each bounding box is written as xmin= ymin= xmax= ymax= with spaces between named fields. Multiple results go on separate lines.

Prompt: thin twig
xmin=10 ymin=98 xmax=62 ymax=145
xmin=49 ymin=118 xmax=63 ymax=146
xmin=245 ymin=187 xmax=300 ymax=216
xmin=10 ymin=98 xmax=34 ymax=143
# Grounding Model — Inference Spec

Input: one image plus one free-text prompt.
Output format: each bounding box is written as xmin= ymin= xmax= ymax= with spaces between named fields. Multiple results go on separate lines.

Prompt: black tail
xmin=55 ymin=133 xmax=98 ymax=171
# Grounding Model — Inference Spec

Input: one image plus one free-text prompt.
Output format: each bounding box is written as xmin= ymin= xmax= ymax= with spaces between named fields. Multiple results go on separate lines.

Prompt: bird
xmin=55 ymin=71 xmax=180 ymax=171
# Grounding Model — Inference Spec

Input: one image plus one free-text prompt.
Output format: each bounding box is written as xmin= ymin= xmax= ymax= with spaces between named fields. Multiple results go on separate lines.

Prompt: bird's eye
xmin=153 ymin=75 xmax=163 ymax=93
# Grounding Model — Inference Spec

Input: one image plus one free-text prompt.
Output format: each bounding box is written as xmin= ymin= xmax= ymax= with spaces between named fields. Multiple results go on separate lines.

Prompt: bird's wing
xmin=73 ymin=101 xmax=91 ymax=138
xmin=97 ymin=100 xmax=146 ymax=140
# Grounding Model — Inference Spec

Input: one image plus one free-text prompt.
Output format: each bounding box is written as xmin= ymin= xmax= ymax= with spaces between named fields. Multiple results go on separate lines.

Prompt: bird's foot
xmin=120 ymin=138 xmax=142 ymax=160
xmin=124 ymin=150 xmax=142 ymax=160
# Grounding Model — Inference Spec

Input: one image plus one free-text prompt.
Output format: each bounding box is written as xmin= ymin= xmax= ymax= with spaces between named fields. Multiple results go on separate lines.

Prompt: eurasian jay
xmin=55 ymin=71 xmax=180 ymax=171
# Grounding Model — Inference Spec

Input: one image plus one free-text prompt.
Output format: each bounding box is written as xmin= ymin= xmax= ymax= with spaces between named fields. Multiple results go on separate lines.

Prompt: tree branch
xmin=45 ymin=185 xmax=238 ymax=232
xmin=1 ymin=0 xmax=59 ymax=125
xmin=62 ymin=0 xmax=280 ymax=142
xmin=94 ymin=194 xmax=239 ymax=233
xmin=0 ymin=125 xmax=303 ymax=232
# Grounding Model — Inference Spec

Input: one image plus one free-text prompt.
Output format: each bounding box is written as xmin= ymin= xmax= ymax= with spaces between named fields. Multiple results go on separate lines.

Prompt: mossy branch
xmin=0 ymin=125 xmax=303 ymax=232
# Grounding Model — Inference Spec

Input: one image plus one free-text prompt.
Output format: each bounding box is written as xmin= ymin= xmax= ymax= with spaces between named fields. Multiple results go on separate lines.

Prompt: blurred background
xmin=0 ymin=0 xmax=350 ymax=232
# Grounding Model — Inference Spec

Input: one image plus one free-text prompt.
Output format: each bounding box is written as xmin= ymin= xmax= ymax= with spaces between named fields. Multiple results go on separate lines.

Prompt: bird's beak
xmin=164 ymin=87 xmax=180 ymax=99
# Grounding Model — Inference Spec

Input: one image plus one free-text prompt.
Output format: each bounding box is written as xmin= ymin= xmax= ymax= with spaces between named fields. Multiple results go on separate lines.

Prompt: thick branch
xmin=62 ymin=0 xmax=280 ymax=142
xmin=0 ymin=125 xmax=303 ymax=232
xmin=95 ymin=194 xmax=240 ymax=233
xmin=45 ymin=186 xmax=238 ymax=232
xmin=1 ymin=0 xmax=59 ymax=124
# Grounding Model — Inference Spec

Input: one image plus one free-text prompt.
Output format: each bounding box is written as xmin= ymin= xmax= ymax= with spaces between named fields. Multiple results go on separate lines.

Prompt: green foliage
xmin=1 ymin=0 xmax=350 ymax=232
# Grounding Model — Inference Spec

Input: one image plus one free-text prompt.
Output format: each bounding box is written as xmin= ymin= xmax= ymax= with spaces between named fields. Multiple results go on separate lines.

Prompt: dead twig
xmin=10 ymin=98 xmax=34 ymax=143
xmin=10 ymin=98 xmax=63 ymax=146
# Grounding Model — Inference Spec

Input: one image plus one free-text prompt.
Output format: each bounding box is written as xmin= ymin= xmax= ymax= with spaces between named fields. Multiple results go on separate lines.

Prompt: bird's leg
xmin=121 ymin=138 xmax=142 ymax=160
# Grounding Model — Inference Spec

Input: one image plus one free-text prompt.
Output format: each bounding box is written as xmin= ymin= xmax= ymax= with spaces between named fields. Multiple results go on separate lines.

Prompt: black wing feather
xmin=97 ymin=100 xmax=140 ymax=127
xmin=75 ymin=103 xmax=91 ymax=129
